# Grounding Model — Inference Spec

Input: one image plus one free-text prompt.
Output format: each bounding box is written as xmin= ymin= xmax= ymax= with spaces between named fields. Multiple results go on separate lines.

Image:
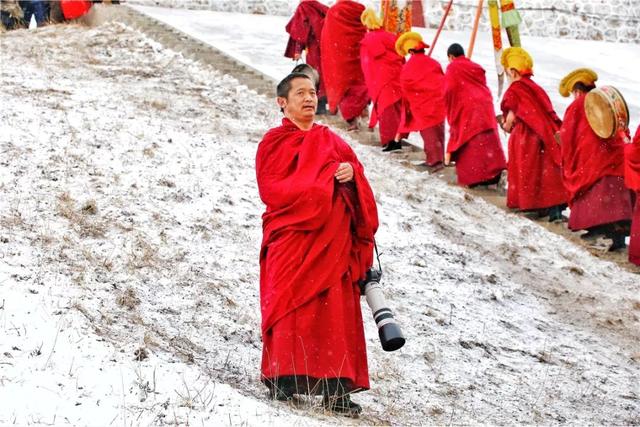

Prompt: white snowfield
xmin=0 ymin=16 xmax=638 ymax=427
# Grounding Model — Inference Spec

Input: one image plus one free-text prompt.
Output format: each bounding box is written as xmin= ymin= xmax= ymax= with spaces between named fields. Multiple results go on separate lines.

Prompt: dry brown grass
xmin=116 ymin=287 xmax=140 ymax=310
xmin=56 ymin=193 xmax=107 ymax=238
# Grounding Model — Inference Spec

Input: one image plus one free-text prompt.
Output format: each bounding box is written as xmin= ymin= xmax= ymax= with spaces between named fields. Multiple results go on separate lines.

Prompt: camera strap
xmin=373 ymin=238 xmax=382 ymax=273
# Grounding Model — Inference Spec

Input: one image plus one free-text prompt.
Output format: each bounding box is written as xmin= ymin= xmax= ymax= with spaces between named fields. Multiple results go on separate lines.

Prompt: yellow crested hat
xmin=360 ymin=8 xmax=382 ymax=30
xmin=559 ymin=68 xmax=598 ymax=97
xmin=395 ymin=31 xmax=427 ymax=57
xmin=501 ymin=47 xmax=533 ymax=74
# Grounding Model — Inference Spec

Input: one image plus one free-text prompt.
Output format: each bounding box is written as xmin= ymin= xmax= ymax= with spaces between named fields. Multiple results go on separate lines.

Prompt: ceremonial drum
xmin=584 ymin=85 xmax=629 ymax=139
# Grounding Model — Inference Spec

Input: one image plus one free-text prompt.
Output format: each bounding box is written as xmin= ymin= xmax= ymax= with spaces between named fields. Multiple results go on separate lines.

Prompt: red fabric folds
xmin=256 ymin=119 xmax=378 ymax=385
xmin=360 ymin=29 xmax=403 ymax=128
xmin=453 ymin=129 xmax=506 ymax=186
xmin=321 ymin=0 xmax=368 ymax=113
xmin=567 ymin=176 xmax=632 ymax=231
xmin=398 ymin=52 xmax=446 ymax=133
xmin=501 ymin=76 xmax=567 ymax=210
xmin=284 ymin=0 xmax=329 ymax=97
xmin=625 ymin=125 xmax=640 ymax=192
xmin=60 ymin=1 xmax=92 ymax=20
xmin=630 ymin=192 xmax=640 ymax=266
xmin=560 ymin=94 xmax=626 ymax=204
xmin=444 ymin=57 xmax=499 ymax=154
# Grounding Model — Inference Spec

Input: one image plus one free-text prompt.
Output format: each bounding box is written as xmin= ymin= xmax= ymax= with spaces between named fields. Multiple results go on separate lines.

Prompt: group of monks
xmin=258 ymin=0 xmax=640 ymax=417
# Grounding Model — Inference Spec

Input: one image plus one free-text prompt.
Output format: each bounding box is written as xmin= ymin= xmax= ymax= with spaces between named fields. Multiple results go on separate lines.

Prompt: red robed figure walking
xmin=321 ymin=0 xmax=370 ymax=125
xmin=625 ymin=125 xmax=640 ymax=265
xmin=284 ymin=0 xmax=329 ymax=98
xmin=396 ymin=32 xmax=446 ymax=167
xmin=444 ymin=44 xmax=506 ymax=186
xmin=360 ymin=9 xmax=404 ymax=148
xmin=499 ymin=47 xmax=567 ymax=217
xmin=558 ymin=68 xmax=632 ymax=249
xmin=256 ymin=73 xmax=378 ymax=414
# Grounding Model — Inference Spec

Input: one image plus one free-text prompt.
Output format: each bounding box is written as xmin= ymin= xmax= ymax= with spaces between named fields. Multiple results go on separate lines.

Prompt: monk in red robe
xmin=321 ymin=0 xmax=370 ymax=130
xmin=444 ymin=43 xmax=507 ymax=186
xmin=256 ymin=72 xmax=378 ymax=416
xmin=499 ymin=47 xmax=567 ymax=221
xmin=625 ymin=124 xmax=640 ymax=265
xmin=559 ymin=68 xmax=633 ymax=250
xmin=359 ymin=8 xmax=404 ymax=151
xmin=284 ymin=0 xmax=329 ymax=114
xmin=396 ymin=32 xmax=446 ymax=170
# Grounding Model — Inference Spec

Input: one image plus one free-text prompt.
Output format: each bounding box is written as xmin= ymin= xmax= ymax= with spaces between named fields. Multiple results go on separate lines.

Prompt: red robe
xmin=444 ymin=57 xmax=506 ymax=185
xmin=360 ymin=29 xmax=403 ymax=129
xmin=256 ymin=118 xmax=378 ymax=393
xmin=320 ymin=0 xmax=369 ymax=119
xmin=560 ymin=93 xmax=632 ymax=230
xmin=626 ymin=125 xmax=640 ymax=265
xmin=501 ymin=76 xmax=567 ymax=210
xmin=284 ymin=0 xmax=329 ymax=98
xmin=398 ymin=52 xmax=446 ymax=133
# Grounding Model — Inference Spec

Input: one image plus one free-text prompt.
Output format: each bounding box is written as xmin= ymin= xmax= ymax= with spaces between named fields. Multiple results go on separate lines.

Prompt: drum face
xmin=584 ymin=86 xmax=629 ymax=139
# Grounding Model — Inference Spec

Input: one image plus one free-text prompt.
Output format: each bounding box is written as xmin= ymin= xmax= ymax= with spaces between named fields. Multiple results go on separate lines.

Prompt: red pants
xmin=339 ymin=84 xmax=370 ymax=122
xmin=420 ymin=123 xmax=445 ymax=166
xmin=630 ymin=192 xmax=640 ymax=265
xmin=377 ymin=101 xmax=401 ymax=145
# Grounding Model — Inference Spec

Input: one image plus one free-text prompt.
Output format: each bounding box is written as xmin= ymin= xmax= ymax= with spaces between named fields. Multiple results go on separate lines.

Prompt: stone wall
xmin=126 ymin=0 xmax=640 ymax=43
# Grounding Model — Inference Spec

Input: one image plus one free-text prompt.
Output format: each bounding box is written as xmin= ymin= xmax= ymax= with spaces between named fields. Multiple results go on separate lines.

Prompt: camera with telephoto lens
xmin=359 ymin=268 xmax=405 ymax=352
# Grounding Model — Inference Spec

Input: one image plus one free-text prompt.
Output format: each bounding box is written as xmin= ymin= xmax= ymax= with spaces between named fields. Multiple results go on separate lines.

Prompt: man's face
xmin=278 ymin=77 xmax=317 ymax=122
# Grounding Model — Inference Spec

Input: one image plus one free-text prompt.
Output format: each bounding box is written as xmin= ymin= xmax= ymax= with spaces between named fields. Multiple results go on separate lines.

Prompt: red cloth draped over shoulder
xmin=625 ymin=125 xmax=640 ymax=192
xmin=320 ymin=0 xmax=367 ymax=113
xmin=398 ymin=52 xmax=446 ymax=133
xmin=360 ymin=29 xmax=403 ymax=127
xmin=501 ymin=76 xmax=563 ymax=164
xmin=256 ymin=118 xmax=378 ymax=335
xmin=444 ymin=57 xmax=498 ymax=153
xmin=560 ymin=94 xmax=626 ymax=203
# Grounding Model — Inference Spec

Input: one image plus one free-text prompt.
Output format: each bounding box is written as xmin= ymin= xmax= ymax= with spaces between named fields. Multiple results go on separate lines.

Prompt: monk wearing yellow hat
xmin=558 ymin=68 xmax=633 ymax=250
xmin=395 ymin=31 xmax=446 ymax=169
xmin=443 ymin=43 xmax=507 ymax=187
xmin=499 ymin=47 xmax=567 ymax=221
xmin=359 ymin=8 xmax=405 ymax=151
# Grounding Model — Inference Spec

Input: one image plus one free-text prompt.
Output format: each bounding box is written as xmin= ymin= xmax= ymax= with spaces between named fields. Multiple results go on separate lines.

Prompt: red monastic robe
xmin=320 ymin=0 xmax=370 ymax=120
xmin=626 ymin=125 xmax=640 ymax=265
xmin=398 ymin=52 xmax=446 ymax=165
xmin=360 ymin=29 xmax=403 ymax=126
xmin=256 ymin=118 xmax=378 ymax=392
xmin=284 ymin=0 xmax=329 ymax=97
xmin=444 ymin=57 xmax=506 ymax=185
xmin=560 ymin=93 xmax=632 ymax=231
xmin=398 ymin=52 xmax=446 ymax=133
xmin=501 ymin=76 xmax=567 ymax=210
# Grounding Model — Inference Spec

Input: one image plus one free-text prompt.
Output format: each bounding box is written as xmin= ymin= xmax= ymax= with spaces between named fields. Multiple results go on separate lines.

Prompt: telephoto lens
xmin=360 ymin=268 xmax=405 ymax=351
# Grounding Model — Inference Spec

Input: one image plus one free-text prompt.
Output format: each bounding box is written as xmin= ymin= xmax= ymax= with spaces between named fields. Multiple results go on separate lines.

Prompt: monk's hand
xmin=335 ymin=162 xmax=354 ymax=183
xmin=293 ymin=53 xmax=301 ymax=60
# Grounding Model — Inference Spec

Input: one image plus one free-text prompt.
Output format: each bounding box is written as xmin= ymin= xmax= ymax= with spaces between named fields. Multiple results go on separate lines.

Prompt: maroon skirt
xmin=568 ymin=175 xmax=633 ymax=231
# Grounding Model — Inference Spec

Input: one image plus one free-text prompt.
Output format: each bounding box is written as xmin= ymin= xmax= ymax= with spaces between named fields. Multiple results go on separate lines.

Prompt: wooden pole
xmin=467 ymin=0 xmax=484 ymax=58
xmin=427 ymin=0 xmax=454 ymax=57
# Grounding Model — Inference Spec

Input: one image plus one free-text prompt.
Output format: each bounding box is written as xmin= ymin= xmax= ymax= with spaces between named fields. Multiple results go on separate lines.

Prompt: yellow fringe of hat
xmin=559 ymin=68 xmax=598 ymax=97
xmin=501 ymin=47 xmax=533 ymax=74
xmin=395 ymin=31 xmax=423 ymax=56
xmin=361 ymin=8 xmax=382 ymax=30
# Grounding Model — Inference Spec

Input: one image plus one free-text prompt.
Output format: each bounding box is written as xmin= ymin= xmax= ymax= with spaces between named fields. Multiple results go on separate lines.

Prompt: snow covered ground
xmin=1 ymin=13 xmax=639 ymax=427
xmin=130 ymin=4 xmax=640 ymax=134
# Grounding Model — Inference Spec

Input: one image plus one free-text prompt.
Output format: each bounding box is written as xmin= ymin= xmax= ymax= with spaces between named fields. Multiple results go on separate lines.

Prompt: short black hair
xmin=572 ymin=82 xmax=596 ymax=93
xmin=447 ymin=43 xmax=465 ymax=58
xmin=291 ymin=63 xmax=320 ymax=88
xmin=276 ymin=72 xmax=313 ymax=98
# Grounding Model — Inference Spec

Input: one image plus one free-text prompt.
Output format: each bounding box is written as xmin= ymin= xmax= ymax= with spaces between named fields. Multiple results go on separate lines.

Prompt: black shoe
xmin=608 ymin=233 xmax=627 ymax=251
xmin=382 ymin=140 xmax=402 ymax=152
xmin=323 ymin=394 xmax=362 ymax=416
xmin=548 ymin=205 xmax=565 ymax=222
xmin=316 ymin=97 xmax=328 ymax=115
xmin=269 ymin=389 xmax=292 ymax=401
